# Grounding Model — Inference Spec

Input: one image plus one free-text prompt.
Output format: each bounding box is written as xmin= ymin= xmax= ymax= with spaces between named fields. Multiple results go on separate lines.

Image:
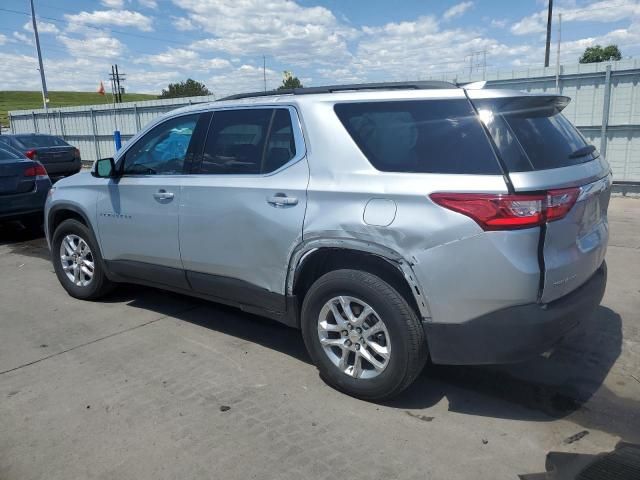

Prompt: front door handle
xmin=153 ymin=189 xmax=174 ymax=201
xmin=267 ymin=193 xmax=298 ymax=207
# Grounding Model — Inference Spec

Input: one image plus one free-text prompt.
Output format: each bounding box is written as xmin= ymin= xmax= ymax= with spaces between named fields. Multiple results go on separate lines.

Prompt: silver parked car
xmin=45 ymin=82 xmax=610 ymax=400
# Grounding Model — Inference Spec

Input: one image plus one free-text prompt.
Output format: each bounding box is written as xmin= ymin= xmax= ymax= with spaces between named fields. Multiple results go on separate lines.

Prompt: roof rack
xmin=217 ymin=80 xmax=458 ymax=102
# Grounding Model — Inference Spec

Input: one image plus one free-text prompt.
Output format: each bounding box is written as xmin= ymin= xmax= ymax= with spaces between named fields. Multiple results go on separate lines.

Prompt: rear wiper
xmin=568 ymin=145 xmax=596 ymax=158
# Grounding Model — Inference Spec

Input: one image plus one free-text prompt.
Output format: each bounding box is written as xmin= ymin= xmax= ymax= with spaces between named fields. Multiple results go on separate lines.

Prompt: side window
xmin=122 ymin=114 xmax=199 ymax=175
xmin=263 ymin=109 xmax=296 ymax=173
xmin=197 ymin=108 xmax=296 ymax=174
xmin=335 ymin=100 xmax=501 ymax=174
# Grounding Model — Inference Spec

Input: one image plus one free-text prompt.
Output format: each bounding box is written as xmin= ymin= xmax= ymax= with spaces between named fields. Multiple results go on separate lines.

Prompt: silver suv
xmin=45 ymin=82 xmax=610 ymax=400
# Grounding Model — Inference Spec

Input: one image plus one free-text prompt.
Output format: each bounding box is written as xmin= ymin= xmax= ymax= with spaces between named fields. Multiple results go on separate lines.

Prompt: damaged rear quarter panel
xmin=297 ymin=96 xmax=540 ymax=324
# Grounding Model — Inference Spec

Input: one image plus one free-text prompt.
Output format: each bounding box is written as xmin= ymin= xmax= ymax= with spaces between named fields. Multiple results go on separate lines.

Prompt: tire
xmin=301 ymin=269 xmax=428 ymax=401
xmin=51 ymin=218 xmax=115 ymax=300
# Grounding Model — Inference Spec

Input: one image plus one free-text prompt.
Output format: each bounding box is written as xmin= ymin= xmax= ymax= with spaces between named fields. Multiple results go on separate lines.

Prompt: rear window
xmin=0 ymin=146 xmax=23 ymax=160
xmin=334 ymin=100 xmax=501 ymax=174
xmin=14 ymin=135 xmax=68 ymax=148
xmin=472 ymin=97 xmax=596 ymax=172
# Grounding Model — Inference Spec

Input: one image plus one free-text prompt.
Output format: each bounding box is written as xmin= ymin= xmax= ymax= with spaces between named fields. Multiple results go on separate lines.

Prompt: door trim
xmin=102 ymin=260 xmax=297 ymax=327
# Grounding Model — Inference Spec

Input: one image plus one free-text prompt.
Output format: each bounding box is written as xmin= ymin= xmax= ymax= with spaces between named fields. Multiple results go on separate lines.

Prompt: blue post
xmin=113 ymin=130 xmax=122 ymax=151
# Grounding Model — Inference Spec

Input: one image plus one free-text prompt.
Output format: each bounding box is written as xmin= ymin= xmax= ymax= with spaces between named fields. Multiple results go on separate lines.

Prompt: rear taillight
xmin=430 ymin=187 xmax=579 ymax=231
xmin=73 ymin=148 xmax=81 ymax=160
xmin=24 ymin=149 xmax=37 ymax=160
xmin=24 ymin=162 xmax=48 ymax=178
xmin=546 ymin=187 xmax=580 ymax=221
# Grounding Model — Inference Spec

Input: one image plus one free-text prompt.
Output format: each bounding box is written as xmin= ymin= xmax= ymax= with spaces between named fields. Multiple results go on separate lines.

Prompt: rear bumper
xmin=0 ymin=180 xmax=50 ymax=220
xmin=43 ymin=159 xmax=81 ymax=176
xmin=424 ymin=262 xmax=607 ymax=365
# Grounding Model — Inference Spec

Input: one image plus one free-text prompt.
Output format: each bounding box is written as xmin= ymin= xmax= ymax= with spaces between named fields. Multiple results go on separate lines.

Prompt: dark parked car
xmin=0 ymin=134 xmax=81 ymax=178
xmin=0 ymin=143 xmax=51 ymax=229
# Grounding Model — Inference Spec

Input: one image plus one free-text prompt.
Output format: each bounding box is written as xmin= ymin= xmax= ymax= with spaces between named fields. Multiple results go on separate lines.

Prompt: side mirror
xmin=93 ymin=157 xmax=116 ymax=178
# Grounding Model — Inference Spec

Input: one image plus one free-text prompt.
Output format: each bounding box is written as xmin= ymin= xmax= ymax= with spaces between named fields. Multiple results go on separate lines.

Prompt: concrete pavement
xmin=1 ymin=197 xmax=639 ymax=479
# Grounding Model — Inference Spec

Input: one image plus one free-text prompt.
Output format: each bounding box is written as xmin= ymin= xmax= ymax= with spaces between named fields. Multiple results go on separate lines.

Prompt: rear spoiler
xmin=466 ymin=92 xmax=571 ymax=116
xmin=458 ymin=80 xmax=487 ymax=90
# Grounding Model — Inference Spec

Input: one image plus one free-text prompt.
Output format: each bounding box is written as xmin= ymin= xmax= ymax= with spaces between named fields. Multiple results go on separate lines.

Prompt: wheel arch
xmin=47 ymin=203 xmax=93 ymax=244
xmin=287 ymin=239 xmax=431 ymax=323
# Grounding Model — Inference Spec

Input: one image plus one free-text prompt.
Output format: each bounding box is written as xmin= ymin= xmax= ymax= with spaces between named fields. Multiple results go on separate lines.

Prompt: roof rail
xmin=217 ymin=80 xmax=458 ymax=101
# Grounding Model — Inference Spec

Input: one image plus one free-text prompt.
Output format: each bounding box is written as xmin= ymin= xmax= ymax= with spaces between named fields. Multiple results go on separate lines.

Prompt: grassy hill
xmin=0 ymin=91 xmax=156 ymax=128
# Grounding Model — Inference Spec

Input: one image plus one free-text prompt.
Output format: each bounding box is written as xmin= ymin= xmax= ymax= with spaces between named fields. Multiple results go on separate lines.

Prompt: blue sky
xmin=1 ymin=0 xmax=638 ymax=95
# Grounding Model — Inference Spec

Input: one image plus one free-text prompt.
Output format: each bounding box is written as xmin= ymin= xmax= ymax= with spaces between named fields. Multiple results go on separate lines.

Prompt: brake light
xmin=24 ymin=162 xmax=48 ymax=178
xmin=546 ymin=187 xmax=580 ymax=221
xmin=24 ymin=149 xmax=37 ymax=160
xmin=430 ymin=187 xmax=579 ymax=231
xmin=73 ymin=148 xmax=81 ymax=160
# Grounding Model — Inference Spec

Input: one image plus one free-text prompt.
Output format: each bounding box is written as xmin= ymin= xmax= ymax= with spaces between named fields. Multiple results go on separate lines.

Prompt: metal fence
xmin=8 ymin=59 xmax=640 ymax=182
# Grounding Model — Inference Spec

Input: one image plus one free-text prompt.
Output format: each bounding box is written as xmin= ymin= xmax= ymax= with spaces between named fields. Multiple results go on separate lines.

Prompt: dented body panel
xmin=45 ymin=85 xmax=609 ymax=366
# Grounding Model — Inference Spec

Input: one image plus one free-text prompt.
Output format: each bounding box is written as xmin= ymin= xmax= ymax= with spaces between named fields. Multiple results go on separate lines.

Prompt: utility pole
xmin=115 ymin=64 xmax=123 ymax=102
xmin=483 ymin=49 xmax=487 ymax=80
xmin=263 ymin=55 xmax=267 ymax=92
xmin=108 ymin=64 xmax=126 ymax=103
xmin=555 ymin=13 xmax=562 ymax=93
xmin=108 ymin=65 xmax=122 ymax=151
xmin=30 ymin=0 xmax=51 ymax=133
xmin=544 ymin=0 xmax=553 ymax=67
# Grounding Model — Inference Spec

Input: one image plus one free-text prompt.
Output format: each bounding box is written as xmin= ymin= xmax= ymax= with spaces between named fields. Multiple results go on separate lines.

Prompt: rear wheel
xmin=52 ymin=219 xmax=114 ymax=300
xmin=301 ymin=269 xmax=428 ymax=400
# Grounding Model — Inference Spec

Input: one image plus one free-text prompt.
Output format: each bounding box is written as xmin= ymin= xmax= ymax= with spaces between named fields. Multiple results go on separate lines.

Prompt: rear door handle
xmin=267 ymin=193 xmax=298 ymax=207
xmin=153 ymin=189 xmax=174 ymax=201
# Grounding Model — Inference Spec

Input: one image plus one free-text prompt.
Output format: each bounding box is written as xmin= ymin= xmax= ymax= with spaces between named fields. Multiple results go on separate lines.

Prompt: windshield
xmin=472 ymin=97 xmax=597 ymax=172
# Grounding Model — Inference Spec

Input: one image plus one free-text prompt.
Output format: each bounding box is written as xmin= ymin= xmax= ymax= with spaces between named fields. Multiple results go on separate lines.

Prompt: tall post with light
xmin=30 ymin=0 xmax=51 ymax=132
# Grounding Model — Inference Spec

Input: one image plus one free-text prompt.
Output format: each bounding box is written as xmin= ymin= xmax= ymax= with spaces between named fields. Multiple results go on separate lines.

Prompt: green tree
xmin=277 ymin=71 xmax=303 ymax=90
xmin=579 ymin=45 xmax=622 ymax=63
xmin=159 ymin=79 xmax=211 ymax=98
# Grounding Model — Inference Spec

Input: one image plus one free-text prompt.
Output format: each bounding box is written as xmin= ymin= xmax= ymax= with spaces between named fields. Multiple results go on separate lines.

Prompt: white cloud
xmin=138 ymin=0 xmax=158 ymax=8
xmin=101 ymin=0 xmax=124 ymax=7
xmin=64 ymin=10 xmax=153 ymax=32
xmin=490 ymin=18 xmax=508 ymax=28
xmin=13 ymin=32 xmax=33 ymax=45
xmin=207 ymin=64 xmax=280 ymax=97
xmin=23 ymin=20 xmax=60 ymax=34
xmin=0 ymin=52 xmax=116 ymax=92
xmin=511 ymin=0 xmax=640 ymax=35
xmin=353 ymin=15 xmax=520 ymax=81
xmin=136 ymin=47 xmax=232 ymax=71
xmin=58 ymin=34 xmax=125 ymax=59
xmin=0 ymin=34 xmax=7 ymax=45
xmin=172 ymin=16 xmax=196 ymax=31
xmin=180 ymin=0 xmax=356 ymax=65
xmin=443 ymin=1 xmax=474 ymax=21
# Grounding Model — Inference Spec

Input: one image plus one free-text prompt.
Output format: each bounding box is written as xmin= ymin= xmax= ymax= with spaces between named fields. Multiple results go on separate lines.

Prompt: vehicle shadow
xmin=109 ymin=285 xmax=633 ymax=438
xmin=0 ymin=222 xmax=50 ymax=261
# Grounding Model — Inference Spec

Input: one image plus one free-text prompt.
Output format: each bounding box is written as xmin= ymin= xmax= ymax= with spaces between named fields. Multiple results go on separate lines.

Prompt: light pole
xmin=30 ymin=0 xmax=51 ymax=133
xmin=544 ymin=0 xmax=553 ymax=67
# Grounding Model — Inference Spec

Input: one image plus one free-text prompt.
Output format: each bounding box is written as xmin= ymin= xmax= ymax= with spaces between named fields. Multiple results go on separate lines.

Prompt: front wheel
xmin=301 ymin=269 xmax=428 ymax=400
xmin=52 ymin=219 xmax=114 ymax=300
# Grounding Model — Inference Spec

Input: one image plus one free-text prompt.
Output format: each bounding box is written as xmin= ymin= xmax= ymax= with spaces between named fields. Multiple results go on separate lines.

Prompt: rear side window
xmin=14 ymin=135 xmax=68 ymax=148
xmin=334 ymin=100 xmax=501 ymax=174
xmin=472 ymin=97 xmax=596 ymax=172
xmin=198 ymin=108 xmax=296 ymax=175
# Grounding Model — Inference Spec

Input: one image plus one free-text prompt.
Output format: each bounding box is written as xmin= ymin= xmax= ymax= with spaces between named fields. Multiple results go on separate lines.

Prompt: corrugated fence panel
xmin=9 ymin=64 xmax=640 ymax=181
